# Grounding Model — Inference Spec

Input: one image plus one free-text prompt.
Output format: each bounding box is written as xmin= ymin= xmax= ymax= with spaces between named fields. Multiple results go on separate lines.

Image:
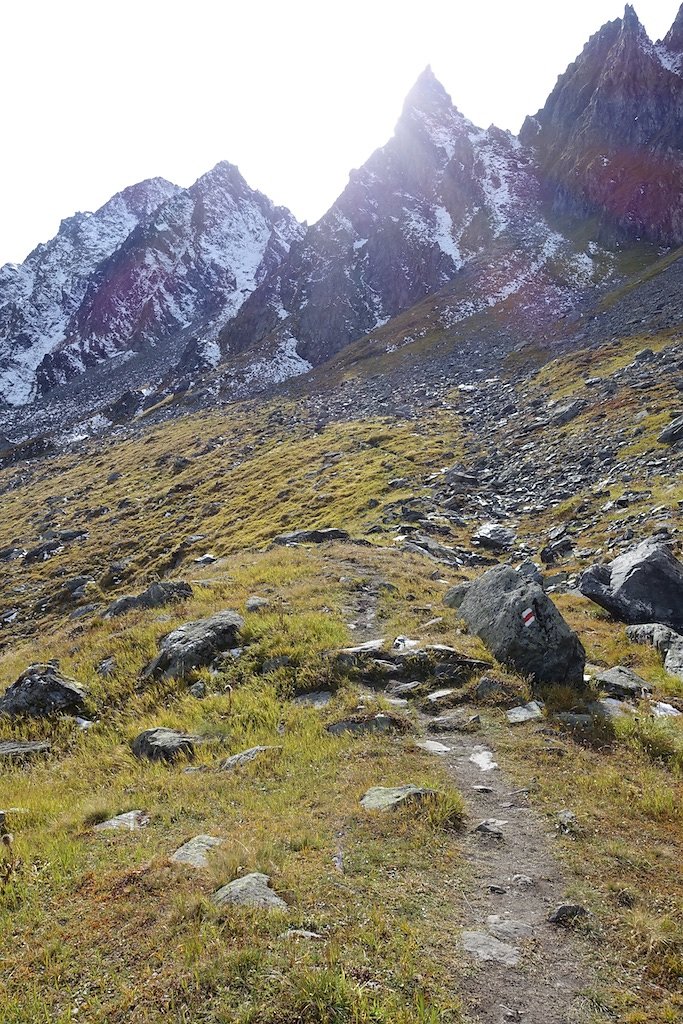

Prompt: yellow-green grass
xmin=0 ymin=540 xmax=470 ymax=1024
xmin=493 ymin=719 xmax=683 ymax=1024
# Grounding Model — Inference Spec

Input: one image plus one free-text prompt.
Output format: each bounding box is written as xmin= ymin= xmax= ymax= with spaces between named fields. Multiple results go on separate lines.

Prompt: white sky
xmin=0 ymin=0 xmax=680 ymax=265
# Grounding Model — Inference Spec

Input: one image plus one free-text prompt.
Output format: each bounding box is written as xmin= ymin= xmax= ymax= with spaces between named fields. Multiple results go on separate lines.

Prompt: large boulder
xmin=0 ymin=664 xmax=89 ymax=718
xmin=626 ymin=623 xmax=683 ymax=679
xmin=578 ymin=538 xmax=683 ymax=630
xmin=458 ymin=565 xmax=585 ymax=686
xmin=140 ymin=610 xmax=244 ymax=681
xmin=104 ymin=581 xmax=192 ymax=618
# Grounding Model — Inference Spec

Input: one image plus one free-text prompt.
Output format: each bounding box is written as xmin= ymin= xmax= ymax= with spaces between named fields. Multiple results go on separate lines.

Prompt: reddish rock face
xmin=521 ymin=5 xmax=683 ymax=245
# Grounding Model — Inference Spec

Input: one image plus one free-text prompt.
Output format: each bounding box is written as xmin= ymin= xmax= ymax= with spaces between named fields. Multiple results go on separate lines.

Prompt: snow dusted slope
xmin=36 ymin=162 xmax=304 ymax=395
xmin=219 ymin=68 xmax=598 ymax=373
xmin=0 ymin=178 xmax=178 ymax=405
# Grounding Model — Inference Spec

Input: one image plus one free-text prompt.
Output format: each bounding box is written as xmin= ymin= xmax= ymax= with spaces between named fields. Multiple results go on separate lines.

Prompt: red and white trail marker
xmin=522 ymin=607 xmax=536 ymax=628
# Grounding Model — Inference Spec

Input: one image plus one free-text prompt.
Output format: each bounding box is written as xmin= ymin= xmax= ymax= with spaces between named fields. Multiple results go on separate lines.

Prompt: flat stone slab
xmin=506 ymin=701 xmax=544 ymax=725
xmin=416 ymin=739 xmax=451 ymax=754
xmin=292 ymin=690 xmax=333 ymax=707
xmin=93 ymin=810 xmax=150 ymax=832
xmin=486 ymin=915 xmax=534 ymax=940
xmin=426 ymin=688 xmax=456 ymax=702
xmin=461 ymin=930 xmax=520 ymax=966
xmin=327 ymin=714 xmax=396 ymax=737
xmin=0 ymin=739 xmax=51 ymax=760
xmin=220 ymin=745 xmax=281 ymax=771
xmin=212 ymin=872 xmax=287 ymax=910
xmin=474 ymin=818 xmax=507 ymax=838
xmin=360 ymin=784 xmax=435 ymax=811
xmin=171 ymin=834 xmax=223 ymax=868
xmin=652 ymin=701 xmax=682 ymax=717
xmin=469 ymin=748 xmax=499 ymax=771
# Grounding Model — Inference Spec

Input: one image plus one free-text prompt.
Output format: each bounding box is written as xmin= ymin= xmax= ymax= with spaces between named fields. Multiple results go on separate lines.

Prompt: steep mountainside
xmin=0 ymin=177 xmax=179 ymax=406
xmin=218 ymin=69 xmax=598 ymax=371
xmin=1 ymin=4 xmax=683 ymax=439
xmin=36 ymin=163 xmax=304 ymax=396
xmin=521 ymin=4 xmax=683 ymax=244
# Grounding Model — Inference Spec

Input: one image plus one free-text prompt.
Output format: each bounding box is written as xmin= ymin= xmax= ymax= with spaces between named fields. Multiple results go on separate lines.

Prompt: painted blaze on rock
xmin=458 ymin=565 xmax=585 ymax=686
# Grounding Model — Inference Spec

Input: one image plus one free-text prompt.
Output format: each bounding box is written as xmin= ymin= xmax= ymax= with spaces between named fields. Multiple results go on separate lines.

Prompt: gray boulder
xmin=473 ymin=523 xmax=516 ymax=551
xmin=0 ymin=664 xmax=89 ymax=718
xmin=550 ymin=398 xmax=587 ymax=426
xmin=443 ymin=582 xmax=471 ymax=609
xmin=578 ymin=538 xmax=683 ymax=630
xmin=459 ymin=565 xmax=586 ymax=686
xmin=104 ymin=581 xmax=192 ymax=618
xmin=140 ymin=610 xmax=244 ymax=681
xmin=595 ymin=666 xmax=652 ymax=699
xmin=658 ymin=415 xmax=683 ymax=444
xmin=626 ymin=623 xmax=683 ymax=679
xmin=131 ymin=728 xmax=199 ymax=763
xmin=212 ymin=872 xmax=287 ymax=910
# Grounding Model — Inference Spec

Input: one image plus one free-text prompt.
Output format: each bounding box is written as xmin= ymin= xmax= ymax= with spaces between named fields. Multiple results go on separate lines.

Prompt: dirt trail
xmin=328 ymin=545 xmax=596 ymax=1024
xmin=421 ymin=714 xmax=595 ymax=1024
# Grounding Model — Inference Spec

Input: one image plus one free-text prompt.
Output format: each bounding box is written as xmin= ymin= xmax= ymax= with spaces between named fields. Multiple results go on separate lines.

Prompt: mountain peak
xmin=402 ymin=65 xmax=456 ymax=118
xmin=662 ymin=3 xmax=683 ymax=51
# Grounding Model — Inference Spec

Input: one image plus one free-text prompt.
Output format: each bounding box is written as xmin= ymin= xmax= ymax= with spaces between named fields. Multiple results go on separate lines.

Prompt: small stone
xmin=595 ymin=666 xmax=652 ymax=699
xmin=512 ymin=874 xmax=534 ymax=888
xmin=474 ymin=819 xmax=507 ymax=838
xmin=171 ymin=834 xmax=223 ymax=868
xmin=548 ymin=904 xmax=589 ymax=926
xmin=506 ymin=701 xmax=544 ymax=725
xmin=292 ymin=690 xmax=333 ymax=707
xmin=425 ymin=688 xmax=456 ymax=703
xmin=416 ymin=739 xmax=451 ymax=754
xmin=327 ymin=714 xmax=396 ymax=737
xmin=212 ymin=872 xmax=287 ymax=910
xmin=469 ymin=748 xmax=499 ymax=771
xmin=220 ymin=745 xmax=282 ymax=771
xmin=246 ymin=596 xmax=270 ymax=612
xmin=93 ymin=810 xmax=150 ymax=831
xmin=360 ymin=785 xmax=435 ymax=812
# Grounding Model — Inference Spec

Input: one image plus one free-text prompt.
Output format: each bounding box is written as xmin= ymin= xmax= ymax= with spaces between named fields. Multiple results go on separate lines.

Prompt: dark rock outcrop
xmin=141 ymin=610 xmax=244 ymax=681
xmin=579 ymin=538 xmax=683 ymax=630
xmin=131 ymin=728 xmax=198 ymax=763
xmin=105 ymin=581 xmax=193 ymax=618
xmin=0 ymin=664 xmax=89 ymax=718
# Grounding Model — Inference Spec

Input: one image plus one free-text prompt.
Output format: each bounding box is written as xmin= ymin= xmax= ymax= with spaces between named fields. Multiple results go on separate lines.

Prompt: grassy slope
xmin=0 ymin=328 xmax=681 ymax=1022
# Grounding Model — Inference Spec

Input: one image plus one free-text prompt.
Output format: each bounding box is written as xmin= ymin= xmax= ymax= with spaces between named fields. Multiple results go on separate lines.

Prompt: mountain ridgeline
xmin=1 ymin=3 xmax=683 ymax=418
